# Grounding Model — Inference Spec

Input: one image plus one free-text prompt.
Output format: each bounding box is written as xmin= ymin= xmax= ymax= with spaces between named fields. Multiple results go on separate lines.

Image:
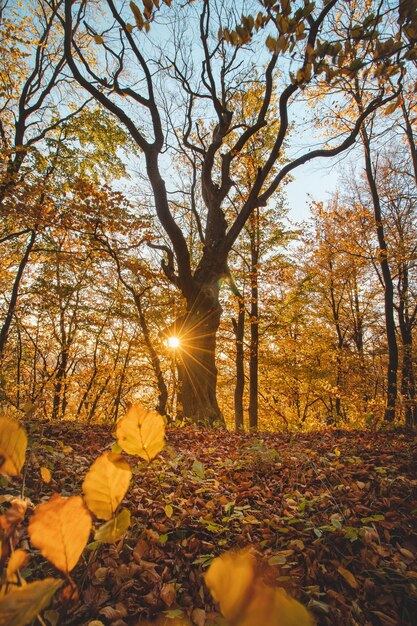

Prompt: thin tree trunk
xmin=361 ymin=127 xmax=398 ymax=422
xmin=248 ymin=215 xmax=259 ymax=430
xmin=230 ymin=281 xmax=245 ymax=431
xmin=132 ymin=292 xmax=168 ymax=416
xmin=0 ymin=229 xmax=36 ymax=360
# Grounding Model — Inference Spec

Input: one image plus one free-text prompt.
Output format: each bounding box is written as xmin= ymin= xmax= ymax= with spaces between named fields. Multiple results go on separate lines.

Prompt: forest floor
xmin=4 ymin=422 xmax=417 ymax=626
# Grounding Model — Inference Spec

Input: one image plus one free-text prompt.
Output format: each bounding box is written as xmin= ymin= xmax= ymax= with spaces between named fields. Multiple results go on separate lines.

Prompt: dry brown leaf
xmin=337 ymin=565 xmax=358 ymax=589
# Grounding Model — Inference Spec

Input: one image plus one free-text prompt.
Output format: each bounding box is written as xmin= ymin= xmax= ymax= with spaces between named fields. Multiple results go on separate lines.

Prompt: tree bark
xmin=0 ymin=229 xmax=36 ymax=361
xmin=248 ymin=215 xmax=259 ymax=430
xmin=361 ymin=127 xmax=398 ymax=422
xmin=174 ymin=285 xmax=224 ymax=426
xmin=230 ymin=281 xmax=245 ymax=431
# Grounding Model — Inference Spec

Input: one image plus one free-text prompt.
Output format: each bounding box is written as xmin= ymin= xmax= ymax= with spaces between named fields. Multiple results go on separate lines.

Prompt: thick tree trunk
xmin=174 ymin=287 xmax=224 ymax=426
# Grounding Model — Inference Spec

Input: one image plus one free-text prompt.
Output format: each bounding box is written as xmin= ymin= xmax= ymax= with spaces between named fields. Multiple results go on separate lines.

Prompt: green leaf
xmin=94 ymin=508 xmax=131 ymax=543
xmin=192 ymin=460 xmax=205 ymax=479
xmin=361 ymin=514 xmax=384 ymax=523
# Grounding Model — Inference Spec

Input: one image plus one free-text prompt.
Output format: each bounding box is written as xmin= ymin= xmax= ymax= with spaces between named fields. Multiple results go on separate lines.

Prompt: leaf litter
xmin=3 ymin=422 xmax=417 ymax=626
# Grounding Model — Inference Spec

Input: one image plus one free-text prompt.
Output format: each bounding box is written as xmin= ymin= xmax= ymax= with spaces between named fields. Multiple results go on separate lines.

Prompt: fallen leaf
xmin=337 ymin=565 xmax=358 ymax=589
xmin=41 ymin=467 xmax=52 ymax=484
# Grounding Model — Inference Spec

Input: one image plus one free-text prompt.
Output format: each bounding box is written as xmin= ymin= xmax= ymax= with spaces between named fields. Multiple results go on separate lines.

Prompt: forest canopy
xmin=1 ymin=0 xmax=417 ymax=429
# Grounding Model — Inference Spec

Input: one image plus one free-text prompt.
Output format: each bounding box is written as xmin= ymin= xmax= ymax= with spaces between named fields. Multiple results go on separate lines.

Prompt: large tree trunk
xmin=174 ymin=286 xmax=224 ymax=426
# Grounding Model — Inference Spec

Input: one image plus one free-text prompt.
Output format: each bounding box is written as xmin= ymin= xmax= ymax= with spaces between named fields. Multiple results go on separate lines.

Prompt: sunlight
xmin=167 ymin=336 xmax=181 ymax=349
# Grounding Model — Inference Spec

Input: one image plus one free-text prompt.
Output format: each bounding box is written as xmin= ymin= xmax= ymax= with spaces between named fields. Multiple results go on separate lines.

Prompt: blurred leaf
xmin=82 ymin=452 xmax=131 ymax=520
xmin=6 ymin=549 xmax=29 ymax=581
xmin=94 ymin=508 xmax=131 ymax=543
xmin=192 ymin=460 xmax=205 ymax=479
xmin=28 ymin=495 xmax=92 ymax=574
xmin=116 ymin=403 xmax=165 ymax=461
xmin=40 ymin=467 xmax=52 ymax=484
xmin=0 ymin=578 xmax=62 ymax=626
xmin=0 ymin=418 xmax=27 ymax=476
xmin=205 ymin=549 xmax=314 ymax=625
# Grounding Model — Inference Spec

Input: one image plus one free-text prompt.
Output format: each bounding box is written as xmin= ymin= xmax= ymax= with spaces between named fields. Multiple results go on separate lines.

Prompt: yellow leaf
xmin=40 ymin=466 xmax=52 ymax=483
xmin=338 ymin=565 xmax=358 ymax=589
xmin=7 ymin=549 xmax=29 ymax=581
xmin=0 ymin=418 xmax=27 ymax=476
xmin=28 ymin=495 xmax=92 ymax=574
xmin=205 ymin=549 xmax=256 ymax=623
xmin=116 ymin=404 xmax=165 ymax=461
xmin=0 ymin=578 xmax=62 ymax=626
xmin=94 ymin=508 xmax=131 ymax=543
xmin=240 ymin=585 xmax=314 ymax=626
xmin=82 ymin=452 xmax=132 ymax=520
xmin=165 ymin=504 xmax=173 ymax=518
xmin=205 ymin=549 xmax=314 ymax=626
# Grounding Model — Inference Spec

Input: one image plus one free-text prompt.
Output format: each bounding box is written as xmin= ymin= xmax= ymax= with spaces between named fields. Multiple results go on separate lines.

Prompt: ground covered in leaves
xmin=4 ymin=423 xmax=417 ymax=626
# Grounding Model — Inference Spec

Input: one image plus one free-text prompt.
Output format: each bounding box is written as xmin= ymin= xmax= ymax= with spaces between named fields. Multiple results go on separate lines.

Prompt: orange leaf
xmin=338 ymin=565 xmax=358 ymax=589
xmin=28 ymin=495 xmax=92 ymax=574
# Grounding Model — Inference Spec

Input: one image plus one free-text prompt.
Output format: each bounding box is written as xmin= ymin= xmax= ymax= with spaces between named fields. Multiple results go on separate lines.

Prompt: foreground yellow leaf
xmin=0 ymin=418 xmax=27 ymax=475
xmin=205 ymin=549 xmax=256 ymax=623
xmin=28 ymin=495 xmax=92 ymax=574
xmin=116 ymin=404 xmax=165 ymax=461
xmin=82 ymin=452 xmax=132 ymax=520
xmin=205 ymin=549 xmax=314 ymax=626
xmin=94 ymin=508 xmax=131 ymax=543
xmin=0 ymin=578 xmax=62 ymax=626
